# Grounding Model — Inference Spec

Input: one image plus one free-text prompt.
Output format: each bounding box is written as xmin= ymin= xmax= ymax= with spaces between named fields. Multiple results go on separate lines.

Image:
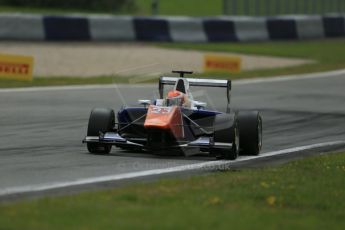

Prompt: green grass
xmin=136 ymin=0 xmax=342 ymax=16
xmin=0 ymin=5 xmax=111 ymax=15
xmin=0 ymin=1 xmax=136 ymax=15
xmin=0 ymin=152 xmax=344 ymax=229
xmin=159 ymin=39 xmax=345 ymax=59
xmin=0 ymin=0 xmax=223 ymax=16
xmin=1 ymin=0 xmax=342 ymax=16
xmin=136 ymin=0 xmax=223 ymax=16
xmin=0 ymin=75 xmax=163 ymax=88
xmin=0 ymin=76 xmax=125 ymax=88
xmin=158 ymin=39 xmax=345 ymax=79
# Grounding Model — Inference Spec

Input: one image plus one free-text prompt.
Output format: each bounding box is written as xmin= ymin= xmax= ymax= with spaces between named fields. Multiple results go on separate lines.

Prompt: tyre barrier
xmin=0 ymin=13 xmax=344 ymax=42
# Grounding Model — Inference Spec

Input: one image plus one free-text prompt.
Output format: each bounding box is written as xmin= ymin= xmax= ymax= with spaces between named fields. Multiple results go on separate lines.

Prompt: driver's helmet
xmin=166 ymin=90 xmax=184 ymax=106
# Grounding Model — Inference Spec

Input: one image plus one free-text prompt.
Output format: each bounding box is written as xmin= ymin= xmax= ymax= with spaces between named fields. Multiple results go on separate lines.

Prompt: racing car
xmin=83 ymin=71 xmax=262 ymax=160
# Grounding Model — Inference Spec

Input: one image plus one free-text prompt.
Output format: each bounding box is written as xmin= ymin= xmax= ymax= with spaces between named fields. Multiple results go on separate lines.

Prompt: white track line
xmin=0 ymin=84 xmax=149 ymax=93
xmin=0 ymin=69 xmax=344 ymax=93
xmin=233 ymin=68 xmax=345 ymax=85
xmin=1 ymin=140 xmax=344 ymax=197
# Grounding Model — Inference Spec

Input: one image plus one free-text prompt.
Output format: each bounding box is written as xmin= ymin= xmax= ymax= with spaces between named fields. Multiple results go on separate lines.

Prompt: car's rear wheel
xmin=213 ymin=114 xmax=240 ymax=160
xmin=87 ymin=108 xmax=115 ymax=154
xmin=238 ymin=111 xmax=262 ymax=155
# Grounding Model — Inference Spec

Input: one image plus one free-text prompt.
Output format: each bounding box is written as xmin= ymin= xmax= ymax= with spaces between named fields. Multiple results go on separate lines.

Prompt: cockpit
xmin=139 ymin=77 xmax=206 ymax=110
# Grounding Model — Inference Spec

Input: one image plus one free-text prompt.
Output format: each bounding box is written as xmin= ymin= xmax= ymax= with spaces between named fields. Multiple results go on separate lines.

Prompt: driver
xmin=166 ymin=90 xmax=191 ymax=107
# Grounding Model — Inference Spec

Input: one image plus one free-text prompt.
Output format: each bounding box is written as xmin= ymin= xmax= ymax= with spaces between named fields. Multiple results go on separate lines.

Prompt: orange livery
xmin=144 ymin=105 xmax=184 ymax=139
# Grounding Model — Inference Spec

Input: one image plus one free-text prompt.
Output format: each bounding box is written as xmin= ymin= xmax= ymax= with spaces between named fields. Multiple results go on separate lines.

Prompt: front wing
xmin=83 ymin=132 xmax=233 ymax=152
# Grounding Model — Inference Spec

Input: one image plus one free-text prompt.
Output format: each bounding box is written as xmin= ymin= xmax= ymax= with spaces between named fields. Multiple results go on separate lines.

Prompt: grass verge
xmin=1 ymin=39 xmax=344 ymax=88
xmin=158 ymin=39 xmax=345 ymax=79
xmin=0 ymin=152 xmax=345 ymax=229
xmin=0 ymin=76 xmax=121 ymax=88
xmin=1 ymin=0 xmax=340 ymax=16
xmin=0 ymin=0 xmax=223 ymax=16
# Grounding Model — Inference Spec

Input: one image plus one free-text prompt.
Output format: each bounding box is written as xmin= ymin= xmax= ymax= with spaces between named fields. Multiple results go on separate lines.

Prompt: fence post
xmin=151 ymin=0 xmax=159 ymax=15
xmin=275 ymin=0 xmax=281 ymax=15
xmin=285 ymin=0 xmax=290 ymax=14
xmin=254 ymin=0 xmax=260 ymax=16
xmin=294 ymin=0 xmax=298 ymax=14
xmin=223 ymin=0 xmax=228 ymax=15
xmin=264 ymin=0 xmax=269 ymax=15
xmin=243 ymin=0 xmax=249 ymax=15
xmin=321 ymin=0 xmax=326 ymax=14
xmin=312 ymin=0 xmax=317 ymax=14
xmin=302 ymin=0 xmax=307 ymax=14
xmin=231 ymin=0 xmax=238 ymax=15
xmin=335 ymin=0 xmax=341 ymax=13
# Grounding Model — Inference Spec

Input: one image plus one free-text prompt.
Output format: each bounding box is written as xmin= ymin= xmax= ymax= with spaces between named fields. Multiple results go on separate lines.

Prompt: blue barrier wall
xmin=0 ymin=14 xmax=344 ymax=42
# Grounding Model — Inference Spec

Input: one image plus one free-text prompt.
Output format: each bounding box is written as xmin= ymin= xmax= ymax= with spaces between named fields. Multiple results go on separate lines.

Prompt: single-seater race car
xmin=83 ymin=71 xmax=262 ymax=160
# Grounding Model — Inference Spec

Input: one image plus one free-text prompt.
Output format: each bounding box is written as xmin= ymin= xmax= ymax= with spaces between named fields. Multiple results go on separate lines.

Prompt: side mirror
xmin=138 ymin=99 xmax=151 ymax=107
xmin=193 ymin=101 xmax=207 ymax=109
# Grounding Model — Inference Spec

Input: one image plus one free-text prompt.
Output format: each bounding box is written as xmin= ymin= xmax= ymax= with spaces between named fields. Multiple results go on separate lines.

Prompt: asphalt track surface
xmin=1 ymin=70 xmax=345 ymax=198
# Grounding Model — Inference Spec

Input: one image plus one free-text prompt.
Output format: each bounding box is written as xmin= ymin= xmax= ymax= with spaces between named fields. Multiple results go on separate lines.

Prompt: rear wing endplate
xmin=159 ymin=76 xmax=232 ymax=113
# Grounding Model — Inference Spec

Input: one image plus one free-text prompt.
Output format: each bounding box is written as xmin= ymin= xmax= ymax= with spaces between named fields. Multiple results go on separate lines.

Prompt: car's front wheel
xmin=87 ymin=108 xmax=115 ymax=154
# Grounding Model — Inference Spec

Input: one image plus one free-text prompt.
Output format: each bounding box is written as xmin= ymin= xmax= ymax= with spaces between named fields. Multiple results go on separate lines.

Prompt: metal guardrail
xmin=223 ymin=0 xmax=345 ymax=16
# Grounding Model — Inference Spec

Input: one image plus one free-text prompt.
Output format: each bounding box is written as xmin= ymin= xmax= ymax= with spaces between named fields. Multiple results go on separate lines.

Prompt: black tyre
xmin=213 ymin=113 xmax=240 ymax=160
xmin=237 ymin=111 xmax=262 ymax=155
xmin=87 ymin=108 xmax=115 ymax=154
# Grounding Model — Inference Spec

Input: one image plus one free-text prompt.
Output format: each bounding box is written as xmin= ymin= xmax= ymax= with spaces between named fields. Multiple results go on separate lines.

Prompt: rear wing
xmin=159 ymin=76 xmax=232 ymax=113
